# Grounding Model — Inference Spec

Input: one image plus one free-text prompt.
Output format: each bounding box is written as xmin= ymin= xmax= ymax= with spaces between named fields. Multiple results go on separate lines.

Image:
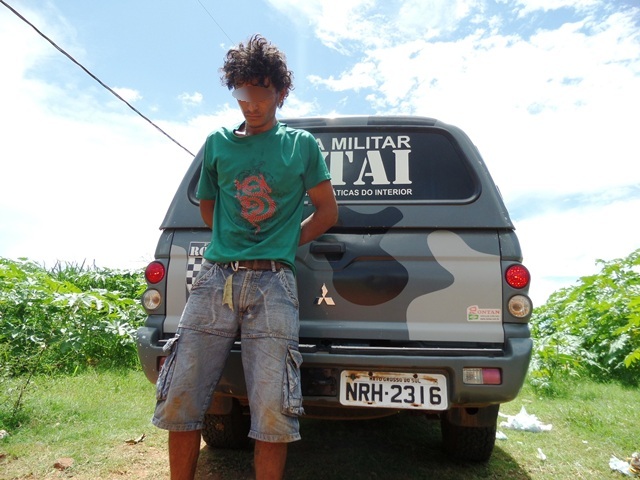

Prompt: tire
xmin=440 ymin=415 xmax=496 ymax=462
xmin=201 ymin=401 xmax=251 ymax=449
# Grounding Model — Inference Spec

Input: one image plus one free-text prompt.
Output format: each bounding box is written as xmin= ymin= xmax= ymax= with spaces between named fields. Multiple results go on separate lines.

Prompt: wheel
xmin=202 ymin=400 xmax=251 ymax=449
xmin=440 ymin=414 xmax=497 ymax=462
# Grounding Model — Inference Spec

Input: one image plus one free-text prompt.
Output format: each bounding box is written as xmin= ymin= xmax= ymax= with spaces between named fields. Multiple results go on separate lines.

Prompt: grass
xmin=1 ymin=370 xmax=639 ymax=479
xmin=0 ymin=369 xmax=166 ymax=479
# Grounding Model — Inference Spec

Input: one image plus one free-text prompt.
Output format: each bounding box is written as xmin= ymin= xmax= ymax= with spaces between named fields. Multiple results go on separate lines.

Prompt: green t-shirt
xmin=197 ymin=122 xmax=331 ymax=271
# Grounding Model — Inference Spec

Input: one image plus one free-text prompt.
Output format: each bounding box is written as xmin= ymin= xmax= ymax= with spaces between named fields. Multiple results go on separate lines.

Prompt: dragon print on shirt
xmin=234 ymin=172 xmax=276 ymax=233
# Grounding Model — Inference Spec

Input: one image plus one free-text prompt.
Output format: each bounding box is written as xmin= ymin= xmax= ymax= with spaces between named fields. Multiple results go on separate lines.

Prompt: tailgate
xmin=297 ymin=228 xmax=504 ymax=344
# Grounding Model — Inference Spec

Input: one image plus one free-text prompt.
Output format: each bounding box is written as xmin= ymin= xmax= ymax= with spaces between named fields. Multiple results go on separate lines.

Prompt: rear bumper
xmin=219 ymin=337 xmax=532 ymax=408
xmin=137 ymin=323 xmax=532 ymax=411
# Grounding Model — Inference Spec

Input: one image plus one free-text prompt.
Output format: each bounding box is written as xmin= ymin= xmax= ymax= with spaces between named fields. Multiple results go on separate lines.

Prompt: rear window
xmin=313 ymin=127 xmax=478 ymax=204
xmin=189 ymin=127 xmax=479 ymax=206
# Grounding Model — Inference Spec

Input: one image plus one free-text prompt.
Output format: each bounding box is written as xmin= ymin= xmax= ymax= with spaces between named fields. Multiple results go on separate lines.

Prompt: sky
xmin=1 ymin=0 xmax=639 ymax=306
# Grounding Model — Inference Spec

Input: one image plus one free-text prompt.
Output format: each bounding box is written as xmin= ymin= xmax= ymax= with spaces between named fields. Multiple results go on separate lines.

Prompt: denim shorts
xmin=152 ymin=261 xmax=304 ymax=443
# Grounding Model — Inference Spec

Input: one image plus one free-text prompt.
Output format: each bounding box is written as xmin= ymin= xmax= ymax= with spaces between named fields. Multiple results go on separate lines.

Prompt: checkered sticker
xmin=186 ymin=242 xmax=209 ymax=292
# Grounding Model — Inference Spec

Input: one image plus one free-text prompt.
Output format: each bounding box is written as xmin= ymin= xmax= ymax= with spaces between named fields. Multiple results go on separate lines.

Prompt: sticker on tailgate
xmin=186 ymin=242 xmax=209 ymax=291
xmin=340 ymin=371 xmax=448 ymax=410
xmin=466 ymin=305 xmax=501 ymax=322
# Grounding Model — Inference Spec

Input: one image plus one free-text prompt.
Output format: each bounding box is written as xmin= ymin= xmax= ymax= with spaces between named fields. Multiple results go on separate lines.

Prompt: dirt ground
xmin=76 ymin=415 xmax=529 ymax=480
xmin=4 ymin=413 xmax=530 ymax=479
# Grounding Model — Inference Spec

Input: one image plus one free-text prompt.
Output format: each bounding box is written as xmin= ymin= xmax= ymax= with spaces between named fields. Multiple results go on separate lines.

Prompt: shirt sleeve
xmin=302 ymin=131 xmax=331 ymax=191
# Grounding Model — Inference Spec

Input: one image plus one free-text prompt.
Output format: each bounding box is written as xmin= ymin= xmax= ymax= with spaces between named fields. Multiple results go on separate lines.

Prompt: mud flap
xmin=281 ymin=346 xmax=305 ymax=417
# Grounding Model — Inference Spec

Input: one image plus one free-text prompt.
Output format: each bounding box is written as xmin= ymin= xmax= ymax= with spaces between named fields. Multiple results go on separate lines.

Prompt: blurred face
xmin=232 ymin=80 xmax=285 ymax=135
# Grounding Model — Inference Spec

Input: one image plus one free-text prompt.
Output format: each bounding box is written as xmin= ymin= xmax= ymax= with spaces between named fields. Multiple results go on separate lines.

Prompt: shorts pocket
xmin=281 ymin=346 xmax=305 ymax=417
xmin=155 ymin=335 xmax=179 ymax=402
xmin=276 ymin=269 xmax=299 ymax=309
xmin=191 ymin=261 xmax=216 ymax=290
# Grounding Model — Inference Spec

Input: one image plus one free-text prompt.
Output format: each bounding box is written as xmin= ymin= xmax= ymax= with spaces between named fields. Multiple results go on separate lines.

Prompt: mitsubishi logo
xmin=314 ymin=284 xmax=335 ymax=306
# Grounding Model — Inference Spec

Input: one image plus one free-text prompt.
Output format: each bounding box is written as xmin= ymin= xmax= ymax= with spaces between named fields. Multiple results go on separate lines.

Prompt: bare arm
xmin=199 ymin=199 xmax=215 ymax=229
xmin=299 ymin=180 xmax=338 ymax=246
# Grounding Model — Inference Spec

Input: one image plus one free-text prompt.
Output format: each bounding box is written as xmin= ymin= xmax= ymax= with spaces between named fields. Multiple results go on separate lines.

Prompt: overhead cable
xmin=194 ymin=0 xmax=234 ymax=44
xmin=1 ymin=0 xmax=195 ymax=157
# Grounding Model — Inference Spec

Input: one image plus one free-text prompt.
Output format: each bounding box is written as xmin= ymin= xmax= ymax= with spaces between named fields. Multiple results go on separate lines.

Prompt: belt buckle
xmin=230 ymin=260 xmax=277 ymax=271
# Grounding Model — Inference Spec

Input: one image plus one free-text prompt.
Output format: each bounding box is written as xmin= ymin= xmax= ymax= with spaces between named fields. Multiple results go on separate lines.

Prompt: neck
xmin=239 ymin=118 xmax=277 ymax=137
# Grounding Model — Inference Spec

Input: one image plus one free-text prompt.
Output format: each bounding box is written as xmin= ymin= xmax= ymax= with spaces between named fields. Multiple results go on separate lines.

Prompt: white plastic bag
xmin=610 ymin=453 xmax=640 ymax=477
xmin=498 ymin=406 xmax=552 ymax=432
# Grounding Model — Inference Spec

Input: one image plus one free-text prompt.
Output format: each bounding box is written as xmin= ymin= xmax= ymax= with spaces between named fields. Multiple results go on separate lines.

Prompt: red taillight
xmin=145 ymin=261 xmax=166 ymax=284
xmin=481 ymin=368 xmax=502 ymax=385
xmin=505 ymin=264 xmax=530 ymax=289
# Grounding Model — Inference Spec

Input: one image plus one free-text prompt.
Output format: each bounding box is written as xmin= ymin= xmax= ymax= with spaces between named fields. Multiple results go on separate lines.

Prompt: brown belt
xmin=220 ymin=260 xmax=288 ymax=271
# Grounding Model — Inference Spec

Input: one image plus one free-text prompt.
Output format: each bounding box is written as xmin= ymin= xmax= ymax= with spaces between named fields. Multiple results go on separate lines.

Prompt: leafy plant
xmin=529 ymin=248 xmax=640 ymax=391
xmin=0 ymin=258 xmax=146 ymax=376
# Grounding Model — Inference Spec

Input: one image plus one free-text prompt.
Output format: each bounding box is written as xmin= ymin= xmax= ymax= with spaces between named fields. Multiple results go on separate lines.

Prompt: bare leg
xmin=254 ymin=440 xmax=287 ymax=480
xmin=169 ymin=430 xmax=201 ymax=480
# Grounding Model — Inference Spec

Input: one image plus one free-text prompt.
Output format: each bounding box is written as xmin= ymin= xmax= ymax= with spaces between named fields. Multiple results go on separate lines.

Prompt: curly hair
xmin=221 ymin=34 xmax=293 ymax=102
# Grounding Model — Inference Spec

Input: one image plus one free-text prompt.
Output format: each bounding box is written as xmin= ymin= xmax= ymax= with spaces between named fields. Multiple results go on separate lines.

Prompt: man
xmin=151 ymin=34 xmax=338 ymax=480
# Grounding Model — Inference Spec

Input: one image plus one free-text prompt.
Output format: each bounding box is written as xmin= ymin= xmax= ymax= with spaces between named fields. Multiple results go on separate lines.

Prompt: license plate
xmin=339 ymin=370 xmax=448 ymax=410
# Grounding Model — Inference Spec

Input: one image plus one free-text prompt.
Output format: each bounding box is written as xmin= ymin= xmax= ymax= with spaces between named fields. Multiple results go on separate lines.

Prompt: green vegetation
xmin=0 ymin=258 xmax=146 ymax=377
xmin=0 ymin=250 xmax=639 ymax=478
xmin=0 ymin=369 xmax=162 ymax=479
xmin=529 ymin=248 xmax=640 ymax=392
xmin=0 ymin=370 xmax=638 ymax=479
xmin=0 ymin=258 xmax=146 ymax=431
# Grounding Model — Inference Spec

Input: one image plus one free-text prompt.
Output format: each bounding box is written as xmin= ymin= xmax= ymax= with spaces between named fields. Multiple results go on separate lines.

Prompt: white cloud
xmin=279 ymin=94 xmax=321 ymax=118
xmin=396 ymin=0 xmax=480 ymax=38
xmin=113 ymin=87 xmax=142 ymax=103
xmin=178 ymin=91 xmax=203 ymax=106
xmin=308 ymin=61 xmax=379 ymax=92
xmin=281 ymin=0 xmax=640 ymax=302
xmin=268 ymin=0 xmax=487 ymax=50
xmin=513 ymin=0 xmax=600 ymax=16
xmin=267 ymin=0 xmax=389 ymax=52
xmin=317 ymin=6 xmax=640 ymax=200
xmin=516 ymin=197 xmax=640 ymax=305
xmin=0 ymin=6 xmax=190 ymax=269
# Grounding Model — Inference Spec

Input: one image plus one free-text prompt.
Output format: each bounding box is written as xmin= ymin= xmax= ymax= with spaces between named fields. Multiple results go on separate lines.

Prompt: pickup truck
xmin=137 ymin=115 xmax=533 ymax=461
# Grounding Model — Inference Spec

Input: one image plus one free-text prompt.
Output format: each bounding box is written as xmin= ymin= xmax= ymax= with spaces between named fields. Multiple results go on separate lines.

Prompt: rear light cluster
xmin=142 ymin=261 xmax=166 ymax=311
xmin=463 ymin=367 xmax=501 ymax=385
xmin=505 ymin=264 xmax=532 ymax=318
xmin=505 ymin=264 xmax=530 ymax=289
